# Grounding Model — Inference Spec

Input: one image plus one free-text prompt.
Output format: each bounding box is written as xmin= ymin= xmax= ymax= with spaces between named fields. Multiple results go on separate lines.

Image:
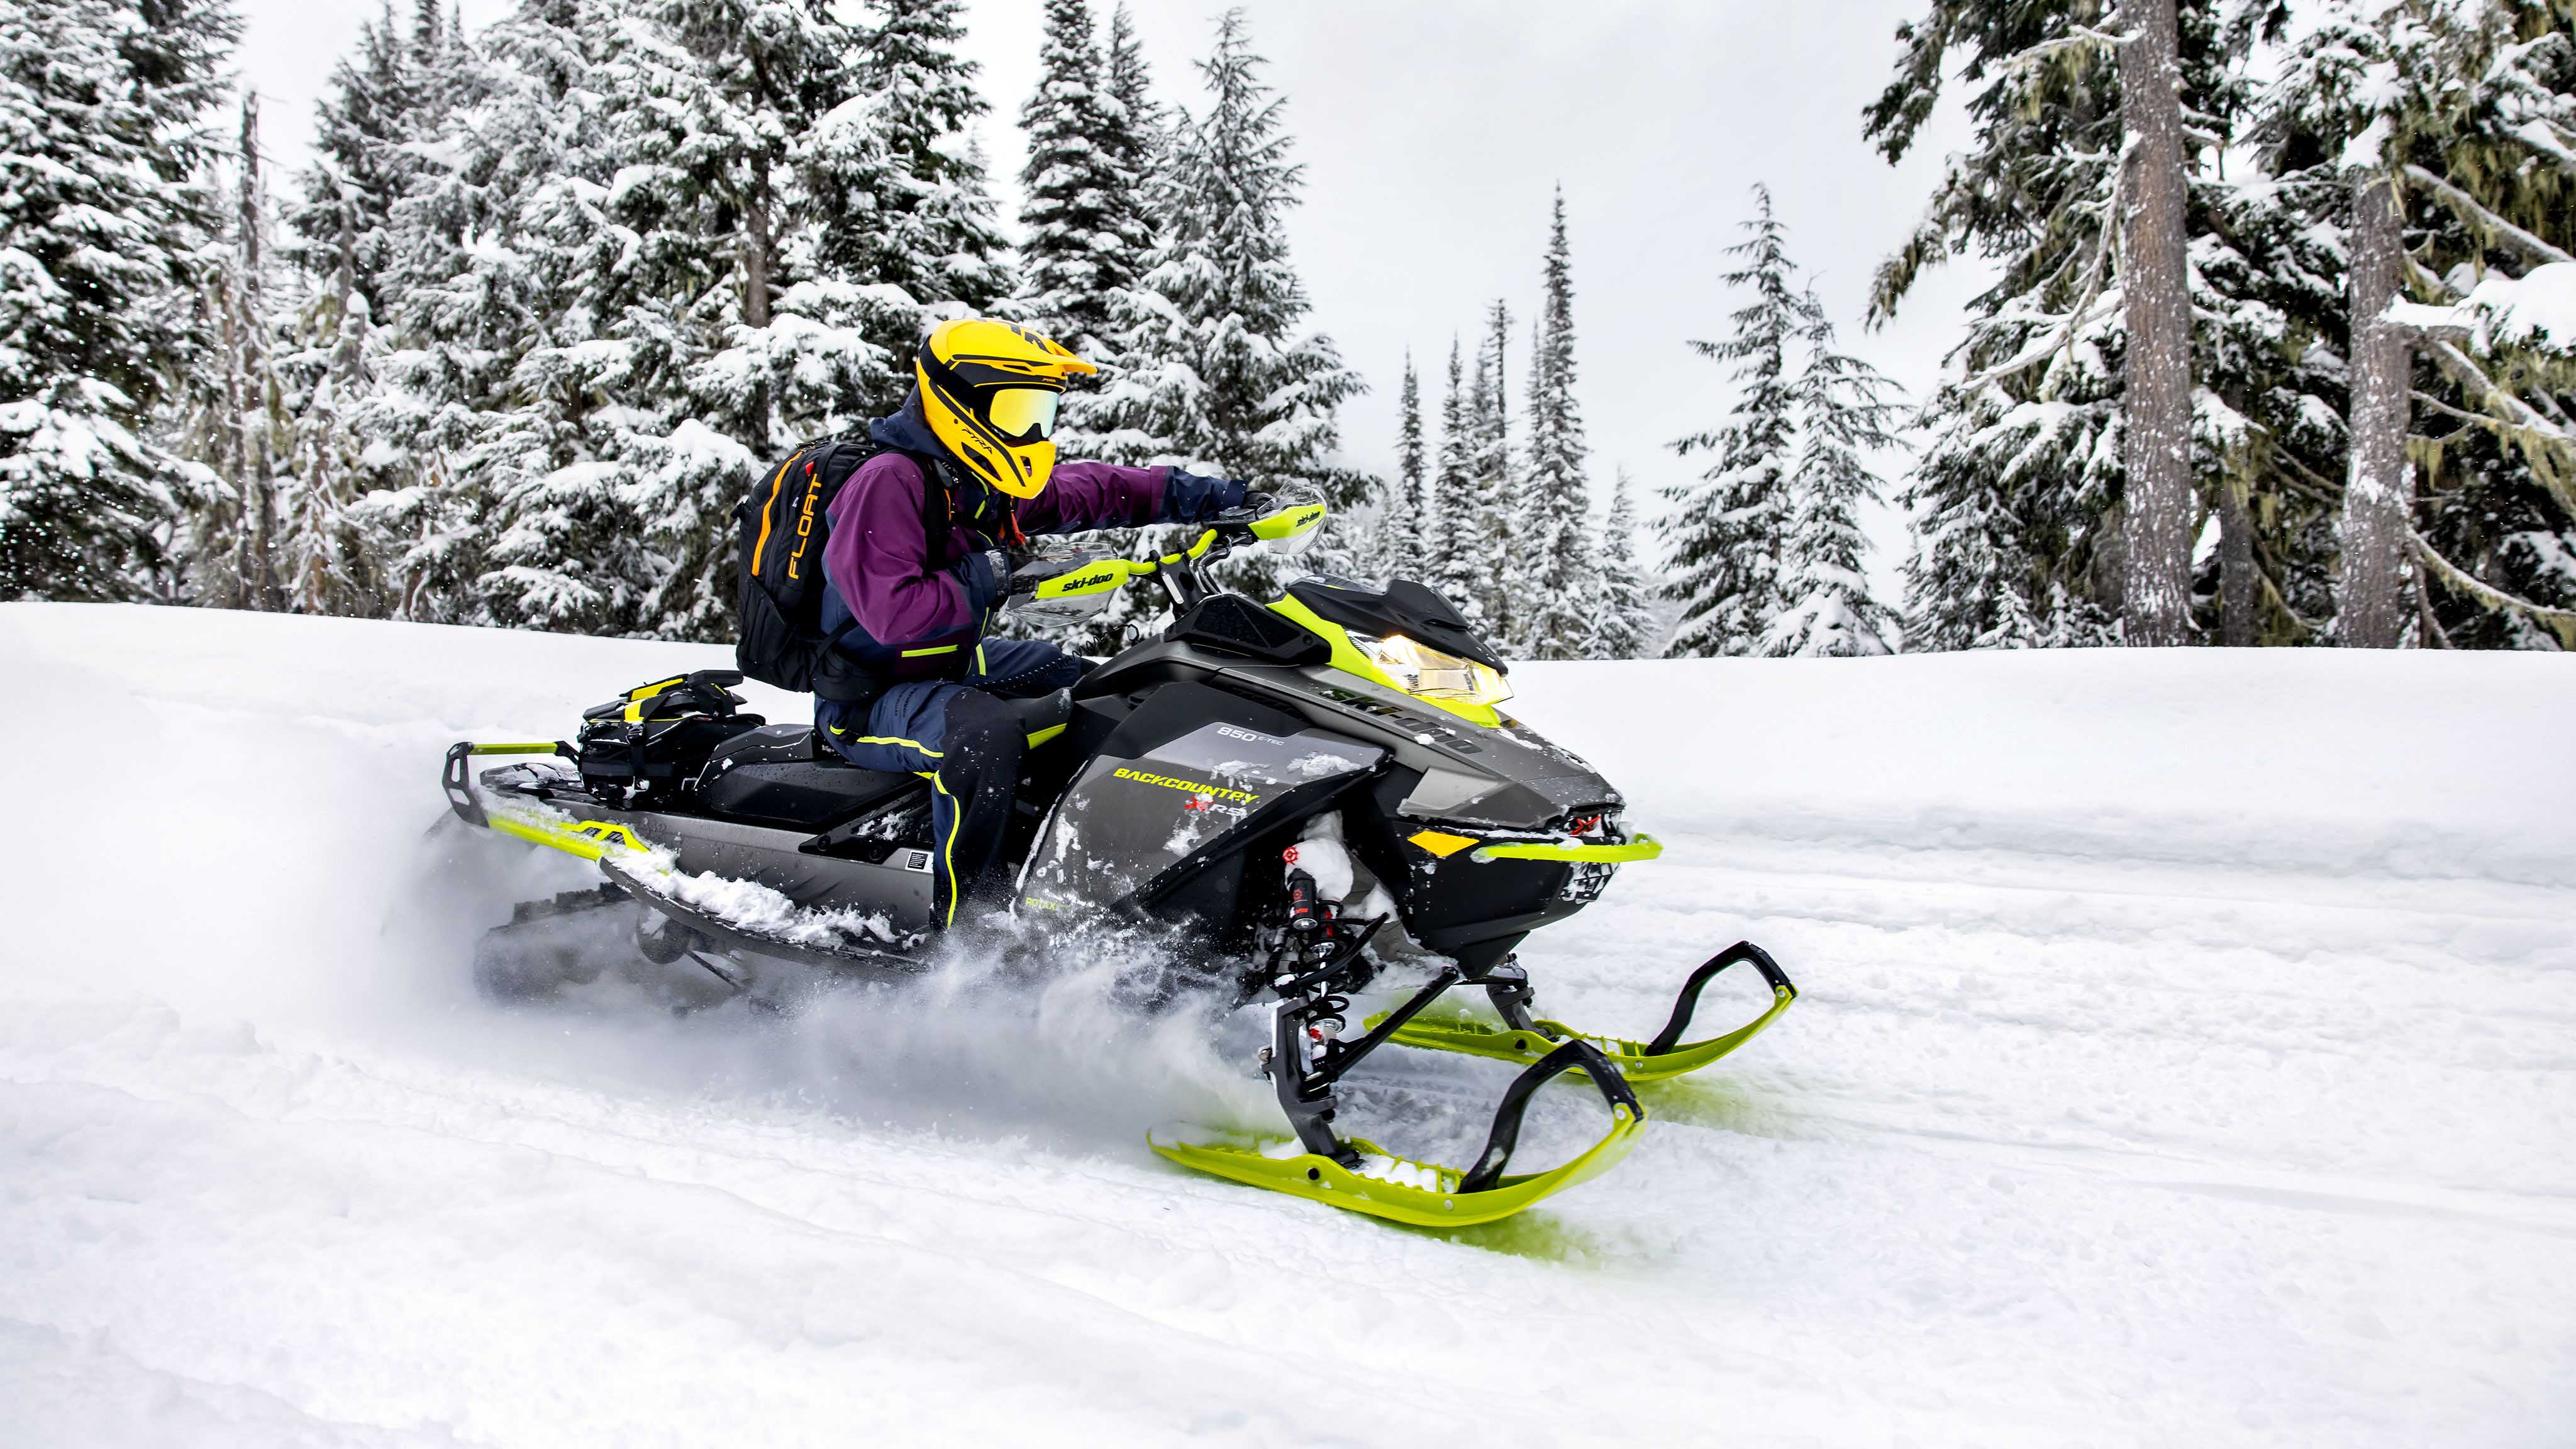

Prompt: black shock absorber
xmin=1283 ymin=864 xmax=1323 ymax=936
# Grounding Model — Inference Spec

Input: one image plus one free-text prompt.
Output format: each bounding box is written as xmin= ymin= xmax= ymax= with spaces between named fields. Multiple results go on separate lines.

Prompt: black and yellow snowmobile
xmin=440 ymin=501 xmax=1796 ymax=1226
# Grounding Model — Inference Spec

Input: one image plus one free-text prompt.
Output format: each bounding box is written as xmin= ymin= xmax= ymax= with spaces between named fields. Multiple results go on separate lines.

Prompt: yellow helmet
xmin=913 ymin=318 xmax=1097 ymax=499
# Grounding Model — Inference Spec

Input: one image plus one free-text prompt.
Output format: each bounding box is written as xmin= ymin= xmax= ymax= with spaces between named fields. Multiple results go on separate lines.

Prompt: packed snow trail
xmin=3 ymin=602 xmax=2571 ymax=1447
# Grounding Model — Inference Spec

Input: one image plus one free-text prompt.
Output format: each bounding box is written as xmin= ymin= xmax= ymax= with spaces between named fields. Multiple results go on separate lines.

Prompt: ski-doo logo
xmin=1113 ymin=767 xmax=1260 ymax=804
xmin=1214 ymin=724 xmax=1272 ymax=744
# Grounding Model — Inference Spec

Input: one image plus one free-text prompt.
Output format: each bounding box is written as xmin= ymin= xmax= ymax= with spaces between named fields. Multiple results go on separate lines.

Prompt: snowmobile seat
xmin=692 ymin=723 xmax=922 ymax=831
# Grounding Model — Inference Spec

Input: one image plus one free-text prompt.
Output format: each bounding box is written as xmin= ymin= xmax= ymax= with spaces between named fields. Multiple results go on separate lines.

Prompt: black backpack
xmin=733 ymin=430 xmax=956 ymax=701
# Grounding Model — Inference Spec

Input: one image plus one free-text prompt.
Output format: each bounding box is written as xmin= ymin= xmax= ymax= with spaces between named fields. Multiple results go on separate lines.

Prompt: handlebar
xmin=1001 ymin=495 xmax=1324 ymax=616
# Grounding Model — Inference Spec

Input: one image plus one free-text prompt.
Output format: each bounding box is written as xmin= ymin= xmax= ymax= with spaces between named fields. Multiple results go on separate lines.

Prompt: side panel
xmin=1018 ymin=681 xmax=1385 ymax=919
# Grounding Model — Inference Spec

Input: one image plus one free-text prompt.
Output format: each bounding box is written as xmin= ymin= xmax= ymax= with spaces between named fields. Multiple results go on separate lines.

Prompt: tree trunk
xmin=742 ymin=158 xmax=774 ymax=330
xmin=2118 ymin=0 xmax=2196 ymax=647
xmin=2218 ymin=474 xmax=2257 ymax=644
xmin=234 ymin=90 xmax=279 ymax=608
xmin=2339 ymin=171 xmax=2412 ymax=648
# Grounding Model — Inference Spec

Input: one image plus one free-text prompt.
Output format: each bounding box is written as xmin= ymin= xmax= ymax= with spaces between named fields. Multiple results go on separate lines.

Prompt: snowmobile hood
xmin=1228 ymin=657 xmax=1621 ymax=830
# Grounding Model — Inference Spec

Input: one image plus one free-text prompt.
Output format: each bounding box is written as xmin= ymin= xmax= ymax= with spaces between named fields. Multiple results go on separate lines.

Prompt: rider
xmin=814 ymin=317 xmax=1252 ymax=926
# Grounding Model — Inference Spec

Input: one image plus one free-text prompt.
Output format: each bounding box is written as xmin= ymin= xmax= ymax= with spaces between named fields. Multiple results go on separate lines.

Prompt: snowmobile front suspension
xmin=1263 ymin=966 xmax=1641 ymax=1194
xmin=1159 ymin=966 xmax=1646 ymax=1226
xmin=1265 ymin=965 xmax=1462 ymax=1163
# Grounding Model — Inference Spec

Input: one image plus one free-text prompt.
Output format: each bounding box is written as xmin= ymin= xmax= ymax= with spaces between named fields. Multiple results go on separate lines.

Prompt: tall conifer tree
xmin=1868 ymin=0 xmax=2345 ymax=648
xmin=1465 ymin=300 xmax=1515 ymax=640
xmin=1429 ymin=338 xmax=1482 ymax=618
xmin=1018 ymin=0 xmax=1152 ymax=361
xmin=1 ymin=0 xmax=237 ymax=599
xmin=1389 ymin=352 xmax=1428 ymax=578
xmin=1590 ymin=467 xmax=1654 ymax=660
xmin=1092 ymin=9 xmax=1364 ymax=582
xmin=2265 ymin=0 xmax=2576 ymax=648
xmin=848 ymin=0 xmax=1013 ymax=314
xmin=1769 ymin=289 xmax=1902 ymax=655
xmin=1519 ymin=192 xmax=1596 ymax=660
xmin=173 ymin=95 xmax=294 ymax=613
xmin=1102 ymin=3 xmax=1162 ymax=168
xmin=1660 ymin=188 xmax=1806 ymax=657
xmin=614 ymin=0 xmax=913 ymax=638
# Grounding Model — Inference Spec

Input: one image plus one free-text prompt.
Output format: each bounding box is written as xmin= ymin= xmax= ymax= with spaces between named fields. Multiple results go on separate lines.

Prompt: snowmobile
xmin=440 ymin=499 xmax=1797 ymax=1226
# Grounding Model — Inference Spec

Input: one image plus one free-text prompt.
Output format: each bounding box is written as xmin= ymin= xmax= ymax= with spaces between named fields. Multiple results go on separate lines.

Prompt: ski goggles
xmin=980 ymin=386 xmax=1062 ymax=445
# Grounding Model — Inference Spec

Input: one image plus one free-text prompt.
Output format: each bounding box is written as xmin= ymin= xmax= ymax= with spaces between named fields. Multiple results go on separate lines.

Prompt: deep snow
xmin=3 ymin=602 xmax=2572 ymax=1447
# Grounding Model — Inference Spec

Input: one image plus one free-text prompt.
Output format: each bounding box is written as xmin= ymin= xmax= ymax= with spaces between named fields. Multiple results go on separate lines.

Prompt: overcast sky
xmin=233 ymin=1 xmax=1984 ymax=589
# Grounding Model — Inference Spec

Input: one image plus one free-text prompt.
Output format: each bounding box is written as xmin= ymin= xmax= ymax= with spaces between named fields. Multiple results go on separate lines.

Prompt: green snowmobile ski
xmin=1367 ymin=941 xmax=1799 ymax=1085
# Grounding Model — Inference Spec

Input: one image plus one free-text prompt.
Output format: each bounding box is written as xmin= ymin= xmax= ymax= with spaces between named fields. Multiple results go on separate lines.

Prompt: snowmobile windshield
xmin=983 ymin=387 xmax=1061 ymax=443
xmin=1354 ymin=633 xmax=1514 ymax=708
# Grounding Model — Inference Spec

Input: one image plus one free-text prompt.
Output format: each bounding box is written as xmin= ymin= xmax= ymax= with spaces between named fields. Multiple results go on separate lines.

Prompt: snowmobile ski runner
xmin=440 ymin=497 xmax=1796 ymax=1226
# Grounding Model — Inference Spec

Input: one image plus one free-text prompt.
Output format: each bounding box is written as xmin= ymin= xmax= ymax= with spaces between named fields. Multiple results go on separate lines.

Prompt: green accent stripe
xmin=901 ymin=645 xmax=960 ymax=658
xmin=1469 ymin=834 xmax=1662 ymax=865
xmin=930 ymin=774 xmax=963 ymax=928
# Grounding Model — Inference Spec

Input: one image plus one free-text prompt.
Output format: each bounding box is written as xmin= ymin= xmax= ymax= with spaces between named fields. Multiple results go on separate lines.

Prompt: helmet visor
xmin=984 ymin=387 xmax=1062 ymax=444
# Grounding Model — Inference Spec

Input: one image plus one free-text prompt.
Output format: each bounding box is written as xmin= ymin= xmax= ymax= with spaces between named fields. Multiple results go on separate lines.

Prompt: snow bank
xmin=1 ymin=603 xmax=2570 ymax=1448
xmin=1507 ymin=647 xmax=2576 ymax=884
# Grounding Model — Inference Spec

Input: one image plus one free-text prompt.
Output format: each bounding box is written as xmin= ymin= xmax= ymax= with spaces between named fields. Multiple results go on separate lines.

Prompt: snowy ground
xmin=3 ymin=601 xmax=2572 ymax=1447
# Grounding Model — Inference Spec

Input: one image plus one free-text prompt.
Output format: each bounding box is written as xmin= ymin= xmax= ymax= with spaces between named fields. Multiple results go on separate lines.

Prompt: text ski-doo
xmin=441 ymin=500 xmax=1797 ymax=1226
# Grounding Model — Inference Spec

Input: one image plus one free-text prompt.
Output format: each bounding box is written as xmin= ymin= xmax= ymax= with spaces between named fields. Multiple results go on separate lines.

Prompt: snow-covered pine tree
xmin=1017 ymin=0 xmax=1153 ymax=362
xmin=1039 ymin=0 xmax=1162 ymax=477
xmin=612 ymin=0 xmax=909 ymax=639
xmin=1768 ymin=286 xmax=1902 ymax=656
xmin=2190 ymin=62 xmax=2350 ymax=646
xmin=1101 ymin=3 xmax=1162 ymax=172
xmin=284 ymin=1 xmax=444 ymax=323
xmin=274 ymin=203 xmax=383 ymax=618
xmin=1 ymin=0 xmax=236 ymax=601
xmin=374 ymin=0 xmax=658 ymax=633
xmin=1465 ymin=300 xmax=1516 ymax=644
xmin=1387 ymin=351 xmax=1428 ymax=579
xmin=172 ymin=94 xmax=296 ymax=613
xmin=844 ymin=0 xmax=1013 ymax=323
xmin=2264 ymin=0 xmax=2576 ymax=649
xmin=1518 ymin=192 xmax=1596 ymax=660
xmin=1867 ymin=3 xmax=2137 ymax=648
xmin=1868 ymin=0 xmax=2346 ymax=648
xmin=1589 ymin=465 xmax=1654 ymax=660
xmin=1089 ymin=9 xmax=1366 ymax=594
xmin=1428 ymin=338 xmax=1483 ymax=619
xmin=1659 ymin=186 xmax=1807 ymax=657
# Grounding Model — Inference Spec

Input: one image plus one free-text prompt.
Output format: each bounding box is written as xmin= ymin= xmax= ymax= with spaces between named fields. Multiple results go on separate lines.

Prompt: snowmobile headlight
xmin=1353 ymin=633 xmax=1514 ymax=708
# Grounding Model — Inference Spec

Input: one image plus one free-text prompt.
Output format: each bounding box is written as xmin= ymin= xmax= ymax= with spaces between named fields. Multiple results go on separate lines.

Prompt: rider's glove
xmin=956 ymin=548 xmax=1014 ymax=610
xmin=1164 ymin=467 xmax=1251 ymax=522
xmin=1006 ymin=556 xmax=1076 ymax=597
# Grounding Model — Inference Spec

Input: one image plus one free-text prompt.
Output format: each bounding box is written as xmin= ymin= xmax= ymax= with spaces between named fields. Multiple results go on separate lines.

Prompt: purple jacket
xmin=816 ymin=404 xmax=1240 ymax=679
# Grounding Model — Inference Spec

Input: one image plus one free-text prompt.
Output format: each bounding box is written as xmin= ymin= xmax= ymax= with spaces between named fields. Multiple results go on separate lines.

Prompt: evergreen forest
xmin=4 ymin=0 xmax=2572 ymax=656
